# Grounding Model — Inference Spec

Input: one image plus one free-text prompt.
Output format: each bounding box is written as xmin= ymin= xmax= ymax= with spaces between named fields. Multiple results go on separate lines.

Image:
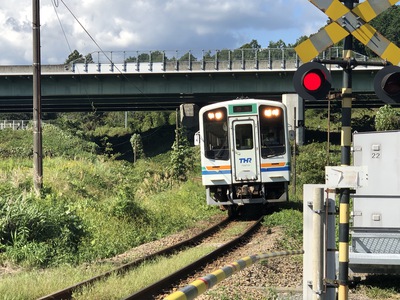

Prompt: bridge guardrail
xmin=0 ymin=47 xmax=381 ymax=75
xmin=68 ymin=47 xmax=380 ymax=74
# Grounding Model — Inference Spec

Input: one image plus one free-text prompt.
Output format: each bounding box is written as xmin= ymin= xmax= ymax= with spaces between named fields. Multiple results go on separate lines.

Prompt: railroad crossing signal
xmin=295 ymin=0 xmax=400 ymax=65
xmin=293 ymin=62 xmax=333 ymax=101
xmin=294 ymin=0 xmax=400 ymax=103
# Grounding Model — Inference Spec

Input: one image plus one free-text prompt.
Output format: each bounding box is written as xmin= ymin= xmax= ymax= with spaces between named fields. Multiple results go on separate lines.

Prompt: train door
xmin=230 ymin=117 xmax=260 ymax=182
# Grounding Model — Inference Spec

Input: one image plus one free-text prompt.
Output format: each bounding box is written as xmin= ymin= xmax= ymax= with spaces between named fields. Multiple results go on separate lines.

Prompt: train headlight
xmin=215 ymin=111 xmax=223 ymax=120
xmin=263 ymin=108 xmax=280 ymax=118
xmin=207 ymin=111 xmax=224 ymax=120
xmin=207 ymin=112 xmax=215 ymax=120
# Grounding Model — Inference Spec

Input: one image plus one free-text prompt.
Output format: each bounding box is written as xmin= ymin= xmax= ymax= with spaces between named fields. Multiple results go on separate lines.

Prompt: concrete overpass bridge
xmin=0 ymin=47 xmax=385 ymax=113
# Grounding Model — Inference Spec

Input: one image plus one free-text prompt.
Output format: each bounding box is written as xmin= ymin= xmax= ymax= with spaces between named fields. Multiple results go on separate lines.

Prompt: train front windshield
xmin=203 ymin=107 xmax=229 ymax=160
xmin=259 ymin=105 xmax=286 ymax=158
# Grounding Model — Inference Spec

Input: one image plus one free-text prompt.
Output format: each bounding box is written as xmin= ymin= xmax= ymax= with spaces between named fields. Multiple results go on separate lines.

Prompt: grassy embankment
xmin=0 ymin=123 xmax=221 ymax=298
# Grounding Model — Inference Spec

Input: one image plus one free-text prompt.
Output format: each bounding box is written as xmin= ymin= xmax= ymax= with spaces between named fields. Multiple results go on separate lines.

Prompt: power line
xmin=59 ymin=0 xmax=111 ymax=64
xmin=51 ymin=0 xmax=72 ymax=55
xmin=53 ymin=0 xmax=172 ymax=113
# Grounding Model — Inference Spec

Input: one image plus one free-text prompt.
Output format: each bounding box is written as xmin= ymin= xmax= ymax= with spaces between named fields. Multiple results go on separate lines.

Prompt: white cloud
xmin=0 ymin=0 xmax=330 ymax=64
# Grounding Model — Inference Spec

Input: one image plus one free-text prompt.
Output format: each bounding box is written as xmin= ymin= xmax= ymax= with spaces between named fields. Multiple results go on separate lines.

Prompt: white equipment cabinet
xmin=351 ymin=131 xmax=400 ymax=274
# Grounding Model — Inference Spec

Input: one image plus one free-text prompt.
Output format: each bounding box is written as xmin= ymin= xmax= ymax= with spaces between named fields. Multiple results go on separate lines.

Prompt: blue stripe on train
xmin=202 ymin=170 xmax=232 ymax=175
xmin=261 ymin=166 xmax=290 ymax=172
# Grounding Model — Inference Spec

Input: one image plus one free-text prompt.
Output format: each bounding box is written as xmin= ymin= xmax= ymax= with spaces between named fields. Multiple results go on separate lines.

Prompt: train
xmin=197 ymin=98 xmax=291 ymax=214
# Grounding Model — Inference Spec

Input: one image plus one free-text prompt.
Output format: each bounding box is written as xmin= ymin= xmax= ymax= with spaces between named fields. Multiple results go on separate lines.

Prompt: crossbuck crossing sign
xmin=295 ymin=0 xmax=400 ymax=65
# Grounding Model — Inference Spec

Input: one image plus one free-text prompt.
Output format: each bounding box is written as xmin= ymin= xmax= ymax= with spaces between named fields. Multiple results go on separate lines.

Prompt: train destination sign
xmin=295 ymin=0 xmax=400 ymax=65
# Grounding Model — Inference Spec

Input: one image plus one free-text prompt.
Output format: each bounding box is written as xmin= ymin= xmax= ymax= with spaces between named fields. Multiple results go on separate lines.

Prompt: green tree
xmin=130 ymin=133 xmax=145 ymax=163
xmin=65 ymin=50 xmax=94 ymax=64
xmin=372 ymin=6 xmax=400 ymax=45
xmin=151 ymin=50 xmax=165 ymax=62
xmin=125 ymin=56 xmax=136 ymax=63
xmin=170 ymin=127 xmax=191 ymax=181
xmin=375 ymin=105 xmax=400 ymax=131
xmin=129 ymin=112 xmax=169 ymax=132
xmin=65 ymin=50 xmax=84 ymax=64
xmin=240 ymin=39 xmax=261 ymax=50
xmin=85 ymin=53 xmax=94 ymax=63
xmin=138 ymin=52 xmax=150 ymax=62
xmin=268 ymin=39 xmax=286 ymax=49
xmin=179 ymin=51 xmax=197 ymax=62
xmin=296 ymin=143 xmax=341 ymax=187
xmin=218 ymin=49 xmax=231 ymax=61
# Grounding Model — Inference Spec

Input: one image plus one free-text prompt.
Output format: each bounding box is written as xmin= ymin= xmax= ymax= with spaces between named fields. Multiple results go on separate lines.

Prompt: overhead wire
xmin=51 ymin=0 xmax=71 ymax=54
xmin=50 ymin=0 xmax=99 ymax=111
xmin=51 ymin=0 xmax=177 ymax=139
xmin=59 ymin=0 xmax=108 ymax=64
xmin=58 ymin=0 xmax=150 ymax=97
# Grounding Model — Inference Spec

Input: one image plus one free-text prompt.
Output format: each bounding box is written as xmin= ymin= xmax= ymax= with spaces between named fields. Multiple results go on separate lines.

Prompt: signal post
xmin=294 ymin=1 xmax=400 ymax=299
xmin=339 ymin=2 xmax=352 ymax=297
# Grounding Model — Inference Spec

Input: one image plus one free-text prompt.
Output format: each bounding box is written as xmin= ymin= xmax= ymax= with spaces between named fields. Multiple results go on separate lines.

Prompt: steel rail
xmin=123 ymin=216 xmax=263 ymax=300
xmin=37 ymin=216 xmax=230 ymax=300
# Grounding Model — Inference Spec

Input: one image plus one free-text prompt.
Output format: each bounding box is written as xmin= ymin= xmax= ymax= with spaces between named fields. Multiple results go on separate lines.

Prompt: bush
xmin=0 ymin=193 xmax=86 ymax=267
xmin=375 ymin=105 xmax=400 ymax=131
xmin=107 ymin=188 xmax=148 ymax=219
xmin=295 ymin=142 xmax=340 ymax=187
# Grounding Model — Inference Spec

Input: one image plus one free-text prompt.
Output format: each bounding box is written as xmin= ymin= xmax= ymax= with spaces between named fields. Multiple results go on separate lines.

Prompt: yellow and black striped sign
xmin=295 ymin=0 xmax=400 ymax=65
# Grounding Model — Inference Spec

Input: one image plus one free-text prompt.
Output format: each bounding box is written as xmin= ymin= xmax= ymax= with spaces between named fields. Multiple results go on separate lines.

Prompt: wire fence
xmin=0 ymin=120 xmax=30 ymax=130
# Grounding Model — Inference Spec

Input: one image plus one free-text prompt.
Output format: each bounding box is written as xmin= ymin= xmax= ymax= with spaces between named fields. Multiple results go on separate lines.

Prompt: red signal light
xmin=303 ymin=71 xmax=323 ymax=91
xmin=293 ymin=62 xmax=333 ymax=101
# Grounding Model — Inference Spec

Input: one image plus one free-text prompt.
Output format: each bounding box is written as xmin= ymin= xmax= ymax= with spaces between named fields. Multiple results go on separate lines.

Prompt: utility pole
xmin=33 ymin=0 xmax=43 ymax=194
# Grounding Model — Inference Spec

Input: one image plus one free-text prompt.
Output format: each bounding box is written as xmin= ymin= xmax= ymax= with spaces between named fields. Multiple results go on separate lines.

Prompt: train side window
xmin=203 ymin=108 xmax=229 ymax=160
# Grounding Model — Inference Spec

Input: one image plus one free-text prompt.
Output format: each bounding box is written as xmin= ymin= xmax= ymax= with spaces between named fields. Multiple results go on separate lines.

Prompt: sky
xmin=0 ymin=0 xmax=358 ymax=65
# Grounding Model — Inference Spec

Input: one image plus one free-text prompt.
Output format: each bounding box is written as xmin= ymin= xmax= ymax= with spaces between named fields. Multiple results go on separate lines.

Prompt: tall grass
xmin=0 ymin=126 xmax=219 ymax=269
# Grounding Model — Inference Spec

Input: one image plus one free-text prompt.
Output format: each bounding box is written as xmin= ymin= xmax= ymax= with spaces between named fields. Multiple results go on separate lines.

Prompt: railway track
xmin=38 ymin=215 xmax=263 ymax=300
xmin=124 ymin=217 xmax=263 ymax=300
xmin=38 ymin=216 xmax=231 ymax=300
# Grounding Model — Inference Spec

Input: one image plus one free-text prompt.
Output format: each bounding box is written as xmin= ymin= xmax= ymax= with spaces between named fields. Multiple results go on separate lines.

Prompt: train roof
xmin=199 ymin=98 xmax=285 ymax=113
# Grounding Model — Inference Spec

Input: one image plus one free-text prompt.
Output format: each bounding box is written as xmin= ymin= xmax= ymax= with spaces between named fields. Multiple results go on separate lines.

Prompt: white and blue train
xmin=198 ymin=99 xmax=291 ymax=212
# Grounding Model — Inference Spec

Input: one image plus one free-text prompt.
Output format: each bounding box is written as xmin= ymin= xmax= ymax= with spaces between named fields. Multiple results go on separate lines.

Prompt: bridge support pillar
xmin=282 ymin=94 xmax=304 ymax=145
xmin=180 ymin=103 xmax=199 ymax=143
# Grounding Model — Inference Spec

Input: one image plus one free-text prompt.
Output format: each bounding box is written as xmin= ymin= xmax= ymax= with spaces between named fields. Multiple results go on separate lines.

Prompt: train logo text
xmin=239 ymin=158 xmax=252 ymax=164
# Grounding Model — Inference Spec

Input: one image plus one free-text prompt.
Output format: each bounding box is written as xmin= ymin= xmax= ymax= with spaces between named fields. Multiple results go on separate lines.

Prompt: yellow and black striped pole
xmin=339 ymin=88 xmax=351 ymax=300
xmin=338 ymin=2 xmax=354 ymax=299
xmin=164 ymin=250 xmax=304 ymax=300
xmin=337 ymin=95 xmax=351 ymax=299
